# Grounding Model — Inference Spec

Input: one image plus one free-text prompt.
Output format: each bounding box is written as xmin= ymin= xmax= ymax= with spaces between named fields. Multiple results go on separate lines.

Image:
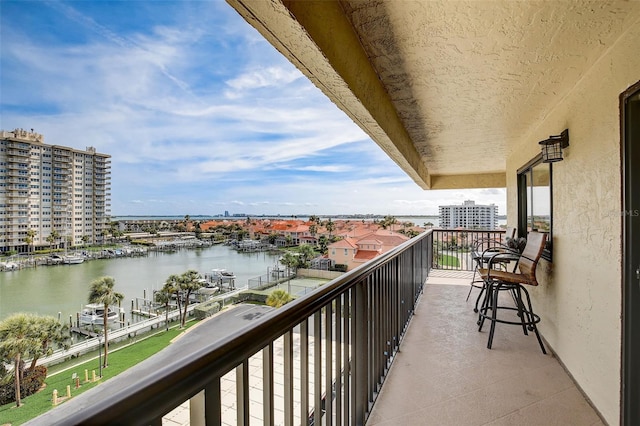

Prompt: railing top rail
xmin=28 ymin=230 xmax=433 ymax=425
xmin=432 ymin=228 xmax=506 ymax=233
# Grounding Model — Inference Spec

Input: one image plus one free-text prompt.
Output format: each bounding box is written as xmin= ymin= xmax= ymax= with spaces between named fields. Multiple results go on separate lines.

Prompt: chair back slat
xmin=503 ymin=227 xmax=516 ymax=243
xmin=517 ymin=232 xmax=547 ymax=284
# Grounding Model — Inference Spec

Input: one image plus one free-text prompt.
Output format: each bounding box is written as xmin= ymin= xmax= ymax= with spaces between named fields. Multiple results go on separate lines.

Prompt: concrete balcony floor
xmin=367 ymin=270 xmax=604 ymax=426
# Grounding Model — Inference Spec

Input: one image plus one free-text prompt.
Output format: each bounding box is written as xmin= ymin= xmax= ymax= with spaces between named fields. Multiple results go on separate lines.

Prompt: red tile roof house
xmin=328 ymin=230 xmax=409 ymax=271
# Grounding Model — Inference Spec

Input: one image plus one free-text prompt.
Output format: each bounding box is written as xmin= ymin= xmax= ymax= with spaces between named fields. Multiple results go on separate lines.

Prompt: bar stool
xmin=477 ymin=232 xmax=548 ymax=353
xmin=468 ymin=227 xmax=516 ymax=311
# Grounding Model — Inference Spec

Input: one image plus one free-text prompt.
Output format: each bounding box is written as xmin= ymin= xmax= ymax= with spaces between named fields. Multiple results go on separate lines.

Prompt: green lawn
xmin=0 ymin=321 xmax=197 ymax=425
xmin=438 ymin=254 xmax=460 ymax=267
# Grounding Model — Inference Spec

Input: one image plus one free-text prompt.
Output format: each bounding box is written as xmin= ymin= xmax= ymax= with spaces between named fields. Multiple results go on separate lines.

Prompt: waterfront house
xmin=328 ymin=230 xmax=409 ymax=271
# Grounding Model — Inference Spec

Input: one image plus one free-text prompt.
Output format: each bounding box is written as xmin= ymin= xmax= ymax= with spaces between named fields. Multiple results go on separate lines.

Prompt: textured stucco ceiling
xmin=228 ymin=0 xmax=640 ymax=188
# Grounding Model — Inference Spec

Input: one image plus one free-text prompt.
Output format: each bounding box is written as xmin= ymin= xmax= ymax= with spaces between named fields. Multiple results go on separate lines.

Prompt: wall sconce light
xmin=539 ymin=129 xmax=569 ymax=163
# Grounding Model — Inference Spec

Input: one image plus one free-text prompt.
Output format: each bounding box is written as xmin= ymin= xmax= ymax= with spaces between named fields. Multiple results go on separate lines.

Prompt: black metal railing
xmin=28 ymin=231 xmax=433 ymax=426
xmin=431 ymin=229 xmax=506 ymax=271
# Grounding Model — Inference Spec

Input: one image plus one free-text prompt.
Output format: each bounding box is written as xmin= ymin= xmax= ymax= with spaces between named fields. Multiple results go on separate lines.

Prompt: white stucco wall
xmin=506 ymin=23 xmax=640 ymax=424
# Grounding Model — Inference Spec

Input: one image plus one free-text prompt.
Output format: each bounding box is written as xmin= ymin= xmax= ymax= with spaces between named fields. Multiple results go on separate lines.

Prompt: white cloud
xmin=1 ymin=1 xmax=506 ymax=217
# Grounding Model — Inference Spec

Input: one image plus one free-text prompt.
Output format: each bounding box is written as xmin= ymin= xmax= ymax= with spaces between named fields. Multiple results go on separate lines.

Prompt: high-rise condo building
xmin=0 ymin=128 xmax=111 ymax=253
xmin=438 ymin=200 xmax=498 ymax=229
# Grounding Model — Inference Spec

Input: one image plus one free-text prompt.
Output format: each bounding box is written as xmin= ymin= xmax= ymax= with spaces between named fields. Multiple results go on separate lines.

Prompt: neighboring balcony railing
xmin=431 ymin=228 xmax=506 ymax=271
xmin=29 ymin=231 xmax=433 ymax=426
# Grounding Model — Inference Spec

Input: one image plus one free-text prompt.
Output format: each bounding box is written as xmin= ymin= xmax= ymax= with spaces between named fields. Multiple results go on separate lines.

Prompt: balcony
xmin=28 ymin=230 xmax=602 ymax=425
xmin=366 ymin=270 xmax=603 ymax=425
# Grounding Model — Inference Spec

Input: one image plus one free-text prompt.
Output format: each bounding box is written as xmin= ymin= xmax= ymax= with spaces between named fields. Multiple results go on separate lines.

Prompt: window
xmin=517 ymin=155 xmax=552 ymax=261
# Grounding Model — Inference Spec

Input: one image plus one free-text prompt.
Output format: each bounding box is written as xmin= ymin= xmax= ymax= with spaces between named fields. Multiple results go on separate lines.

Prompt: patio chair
xmin=468 ymin=227 xmax=516 ymax=309
xmin=477 ymin=231 xmax=548 ymax=353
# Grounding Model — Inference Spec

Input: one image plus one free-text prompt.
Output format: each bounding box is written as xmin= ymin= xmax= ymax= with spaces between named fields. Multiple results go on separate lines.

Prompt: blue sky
xmin=0 ymin=1 xmax=505 ymax=216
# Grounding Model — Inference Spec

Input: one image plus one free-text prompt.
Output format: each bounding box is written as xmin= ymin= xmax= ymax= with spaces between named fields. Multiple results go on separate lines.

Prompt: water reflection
xmin=0 ymin=245 xmax=280 ymax=322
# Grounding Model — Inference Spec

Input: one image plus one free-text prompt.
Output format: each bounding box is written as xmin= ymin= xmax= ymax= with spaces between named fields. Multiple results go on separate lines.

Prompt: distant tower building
xmin=0 ymin=129 xmax=111 ymax=253
xmin=438 ymin=200 xmax=498 ymax=229
xmin=224 ymin=210 xmax=230 ymax=217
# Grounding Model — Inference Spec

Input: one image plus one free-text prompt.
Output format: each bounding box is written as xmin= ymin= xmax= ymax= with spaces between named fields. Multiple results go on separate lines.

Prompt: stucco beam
xmin=430 ymin=173 xmax=506 ymax=190
xmin=227 ymin=0 xmax=431 ymax=189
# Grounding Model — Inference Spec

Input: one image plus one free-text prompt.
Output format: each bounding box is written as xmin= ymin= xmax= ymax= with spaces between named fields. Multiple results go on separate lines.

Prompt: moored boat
xmin=210 ymin=268 xmax=236 ymax=282
xmin=79 ymin=303 xmax=122 ymax=325
xmin=63 ymin=255 xmax=85 ymax=264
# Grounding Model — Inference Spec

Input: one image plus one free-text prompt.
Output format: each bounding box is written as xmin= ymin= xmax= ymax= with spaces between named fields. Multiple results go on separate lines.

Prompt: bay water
xmin=0 ymin=245 xmax=280 ymax=322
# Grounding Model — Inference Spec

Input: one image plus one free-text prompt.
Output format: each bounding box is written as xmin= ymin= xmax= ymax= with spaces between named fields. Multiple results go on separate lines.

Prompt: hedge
xmin=0 ymin=366 xmax=48 ymax=405
xmin=194 ymin=301 xmax=221 ymax=319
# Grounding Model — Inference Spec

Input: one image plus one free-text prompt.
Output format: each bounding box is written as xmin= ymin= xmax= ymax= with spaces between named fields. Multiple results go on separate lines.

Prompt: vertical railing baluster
xmin=325 ymin=300 xmax=333 ymax=425
xmin=373 ymin=271 xmax=380 ymax=389
xmin=284 ymin=330 xmax=294 ymax=426
xmin=190 ymin=390 xmax=205 ymax=426
xmin=205 ymin=378 xmax=221 ymax=426
xmin=352 ymin=280 xmax=367 ymax=425
xmin=300 ymin=319 xmax=309 ymax=425
xmin=314 ymin=311 xmax=322 ymax=425
xmin=343 ymin=289 xmax=351 ymax=426
xmin=370 ymin=272 xmax=376 ymax=392
xmin=263 ymin=344 xmax=274 ymax=426
xmin=335 ymin=295 xmax=343 ymax=426
xmin=236 ymin=361 xmax=249 ymax=425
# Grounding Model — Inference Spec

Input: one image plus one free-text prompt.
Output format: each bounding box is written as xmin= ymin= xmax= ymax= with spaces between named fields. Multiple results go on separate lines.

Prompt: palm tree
xmin=380 ymin=215 xmax=398 ymax=230
xmin=0 ymin=313 xmax=36 ymax=407
xmin=178 ymin=270 xmax=204 ymax=328
xmin=46 ymin=229 xmax=60 ymax=251
xmin=266 ymin=289 xmax=293 ymax=308
xmin=164 ymin=274 xmax=182 ymax=324
xmin=27 ymin=316 xmax=70 ymax=370
xmin=155 ymin=286 xmax=173 ymax=331
xmin=0 ymin=313 xmax=68 ymax=407
xmin=88 ymin=276 xmax=124 ymax=368
xmin=298 ymin=244 xmax=316 ymax=268
xmin=24 ymin=228 xmax=37 ymax=254
xmin=324 ymin=219 xmax=335 ymax=238
xmin=318 ymin=235 xmax=329 ymax=254
xmin=280 ymin=251 xmax=298 ymax=275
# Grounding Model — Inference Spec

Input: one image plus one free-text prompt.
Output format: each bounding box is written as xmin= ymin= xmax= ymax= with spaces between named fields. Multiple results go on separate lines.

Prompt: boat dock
xmin=70 ymin=327 xmax=100 ymax=338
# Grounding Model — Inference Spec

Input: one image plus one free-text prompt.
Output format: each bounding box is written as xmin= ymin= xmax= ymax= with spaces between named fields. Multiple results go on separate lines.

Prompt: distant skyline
xmin=0 ymin=1 xmax=506 ymax=216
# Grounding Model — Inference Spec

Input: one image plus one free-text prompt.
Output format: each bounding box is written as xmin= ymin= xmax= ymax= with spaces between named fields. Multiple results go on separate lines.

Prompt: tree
xmin=178 ymin=270 xmax=204 ymax=328
xmin=81 ymin=234 xmax=90 ymax=247
xmin=285 ymin=235 xmax=293 ymax=247
xmin=27 ymin=316 xmax=70 ymax=370
xmin=164 ymin=274 xmax=182 ymax=325
xmin=24 ymin=228 xmax=37 ymax=254
xmin=0 ymin=313 xmax=37 ymax=407
xmin=318 ymin=235 xmax=329 ymax=254
xmin=0 ymin=313 xmax=69 ymax=407
xmin=155 ymin=286 xmax=173 ymax=331
xmin=309 ymin=224 xmax=317 ymax=239
xmin=88 ymin=276 xmax=124 ymax=368
xmin=46 ymin=230 xmax=60 ymax=251
xmin=280 ymin=251 xmax=298 ymax=275
xmin=297 ymin=244 xmax=316 ymax=268
xmin=266 ymin=289 xmax=293 ymax=308
xmin=380 ymin=215 xmax=398 ymax=230
xmin=267 ymin=232 xmax=278 ymax=245
xmin=324 ymin=219 xmax=335 ymax=238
